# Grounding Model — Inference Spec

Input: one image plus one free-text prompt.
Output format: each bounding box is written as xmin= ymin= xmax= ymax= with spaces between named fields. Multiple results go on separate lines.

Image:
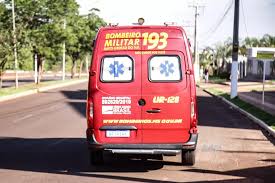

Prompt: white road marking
xmin=49 ymin=138 xmax=67 ymax=146
xmin=13 ymin=114 xmax=33 ymax=123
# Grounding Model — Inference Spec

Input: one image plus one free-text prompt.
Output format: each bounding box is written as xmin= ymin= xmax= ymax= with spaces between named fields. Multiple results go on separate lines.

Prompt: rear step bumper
xmin=87 ymin=133 xmax=198 ymax=154
xmin=106 ymin=149 xmax=181 ymax=155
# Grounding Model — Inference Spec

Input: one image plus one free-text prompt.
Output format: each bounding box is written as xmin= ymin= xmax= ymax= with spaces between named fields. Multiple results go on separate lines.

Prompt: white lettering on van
xmin=104 ymin=40 xmax=113 ymax=47
xmin=153 ymin=96 xmax=180 ymax=104
xmin=103 ymin=119 xmax=183 ymax=124
xmin=102 ymin=105 xmax=131 ymax=114
xmin=102 ymin=97 xmax=131 ymax=105
xmin=153 ymin=96 xmax=166 ymax=103
xmin=105 ymin=32 xmax=141 ymax=39
xmin=102 ymin=97 xmax=132 ymax=114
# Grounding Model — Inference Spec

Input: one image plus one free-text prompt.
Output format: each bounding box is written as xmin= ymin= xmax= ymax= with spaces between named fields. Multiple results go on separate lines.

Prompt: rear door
xmin=92 ymin=28 xmax=142 ymax=144
xmin=140 ymin=28 xmax=191 ymax=143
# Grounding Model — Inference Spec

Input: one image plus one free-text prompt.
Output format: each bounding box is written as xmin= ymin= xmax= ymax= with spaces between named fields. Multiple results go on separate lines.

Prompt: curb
xmin=197 ymin=85 xmax=275 ymax=138
xmin=0 ymin=79 xmax=88 ymax=103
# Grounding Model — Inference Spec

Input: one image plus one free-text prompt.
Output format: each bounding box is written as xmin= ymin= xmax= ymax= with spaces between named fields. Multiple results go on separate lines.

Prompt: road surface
xmin=1 ymin=76 xmax=73 ymax=88
xmin=0 ymin=83 xmax=274 ymax=183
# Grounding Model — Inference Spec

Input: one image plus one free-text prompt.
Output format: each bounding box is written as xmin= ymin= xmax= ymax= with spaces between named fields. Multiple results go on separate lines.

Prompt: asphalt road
xmin=0 ymin=83 xmax=274 ymax=183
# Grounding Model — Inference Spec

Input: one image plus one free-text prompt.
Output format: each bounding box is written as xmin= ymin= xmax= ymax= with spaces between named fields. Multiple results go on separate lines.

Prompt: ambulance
xmin=86 ymin=23 xmax=198 ymax=165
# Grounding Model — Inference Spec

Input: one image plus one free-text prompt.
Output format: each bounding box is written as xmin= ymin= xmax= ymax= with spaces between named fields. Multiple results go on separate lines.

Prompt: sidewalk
xmin=198 ymin=80 xmax=275 ymax=116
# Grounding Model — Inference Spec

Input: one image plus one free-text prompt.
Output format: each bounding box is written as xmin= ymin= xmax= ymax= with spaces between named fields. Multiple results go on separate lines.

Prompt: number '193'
xmin=142 ymin=32 xmax=168 ymax=50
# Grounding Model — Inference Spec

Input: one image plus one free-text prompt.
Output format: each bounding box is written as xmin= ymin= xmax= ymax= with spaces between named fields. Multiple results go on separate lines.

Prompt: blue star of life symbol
xmin=109 ymin=61 xmax=124 ymax=77
xmin=160 ymin=61 xmax=174 ymax=77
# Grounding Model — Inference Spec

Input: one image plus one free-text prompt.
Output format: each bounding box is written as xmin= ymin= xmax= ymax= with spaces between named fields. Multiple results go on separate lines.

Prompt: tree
xmin=215 ymin=38 xmax=232 ymax=74
xmin=66 ymin=11 xmax=106 ymax=78
xmin=259 ymin=34 xmax=275 ymax=47
xmin=29 ymin=0 xmax=80 ymax=83
xmin=0 ymin=0 xmax=106 ymax=86
xmin=0 ymin=2 xmax=12 ymax=87
xmin=0 ymin=30 xmax=12 ymax=87
xmin=200 ymin=46 xmax=214 ymax=67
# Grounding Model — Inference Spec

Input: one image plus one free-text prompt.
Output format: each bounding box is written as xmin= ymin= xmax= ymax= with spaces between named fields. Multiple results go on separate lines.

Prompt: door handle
xmin=146 ymin=108 xmax=161 ymax=113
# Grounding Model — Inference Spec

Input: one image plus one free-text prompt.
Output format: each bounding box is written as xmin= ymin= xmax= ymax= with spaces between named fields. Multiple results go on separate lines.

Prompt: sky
xmin=76 ymin=0 xmax=275 ymax=49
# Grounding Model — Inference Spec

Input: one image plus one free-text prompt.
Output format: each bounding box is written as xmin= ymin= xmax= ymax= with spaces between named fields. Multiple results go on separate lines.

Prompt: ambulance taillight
xmin=86 ymin=99 xmax=94 ymax=128
xmin=89 ymin=102 xmax=93 ymax=118
xmin=190 ymin=97 xmax=198 ymax=134
xmin=86 ymin=77 xmax=94 ymax=128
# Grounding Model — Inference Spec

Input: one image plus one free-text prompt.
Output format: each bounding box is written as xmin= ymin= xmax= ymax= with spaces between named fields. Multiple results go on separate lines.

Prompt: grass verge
xmin=206 ymin=87 xmax=275 ymax=130
xmin=209 ymin=76 xmax=228 ymax=84
xmin=0 ymin=78 xmax=87 ymax=97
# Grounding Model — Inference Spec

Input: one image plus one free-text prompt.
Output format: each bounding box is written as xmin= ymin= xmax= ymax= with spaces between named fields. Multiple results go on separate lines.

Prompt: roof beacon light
xmin=138 ymin=18 xmax=145 ymax=25
xmin=108 ymin=23 xmax=119 ymax=27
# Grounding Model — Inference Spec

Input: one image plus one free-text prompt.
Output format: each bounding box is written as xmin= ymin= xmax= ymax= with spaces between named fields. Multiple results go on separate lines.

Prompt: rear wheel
xmin=181 ymin=150 xmax=195 ymax=166
xmin=89 ymin=150 xmax=104 ymax=165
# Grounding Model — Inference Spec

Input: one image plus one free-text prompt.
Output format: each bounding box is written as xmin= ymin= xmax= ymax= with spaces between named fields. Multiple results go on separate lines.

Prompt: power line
xmin=201 ymin=0 xmax=234 ymax=42
xmin=205 ymin=0 xmax=233 ymax=35
xmin=241 ymin=0 xmax=249 ymax=39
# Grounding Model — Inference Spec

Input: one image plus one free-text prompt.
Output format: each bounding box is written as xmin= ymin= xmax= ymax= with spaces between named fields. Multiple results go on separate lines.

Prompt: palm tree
xmin=214 ymin=39 xmax=232 ymax=74
xmin=259 ymin=34 xmax=275 ymax=47
xmin=200 ymin=46 xmax=214 ymax=68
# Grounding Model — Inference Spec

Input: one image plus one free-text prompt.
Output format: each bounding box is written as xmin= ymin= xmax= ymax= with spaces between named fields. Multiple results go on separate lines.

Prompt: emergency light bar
xmin=164 ymin=22 xmax=177 ymax=26
xmin=108 ymin=23 xmax=119 ymax=27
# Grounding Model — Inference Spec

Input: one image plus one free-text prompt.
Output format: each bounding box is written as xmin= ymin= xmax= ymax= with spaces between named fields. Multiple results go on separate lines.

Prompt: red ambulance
xmin=86 ymin=25 xmax=198 ymax=165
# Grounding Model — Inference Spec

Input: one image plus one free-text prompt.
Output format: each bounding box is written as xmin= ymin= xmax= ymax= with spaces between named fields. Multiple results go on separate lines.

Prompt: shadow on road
xmin=197 ymin=95 xmax=258 ymax=130
xmin=0 ymin=137 xmax=170 ymax=182
xmin=61 ymin=89 xmax=87 ymax=100
xmin=0 ymin=137 xmax=274 ymax=182
xmin=197 ymin=94 xmax=275 ymax=146
xmin=61 ymin=89 xmax=87 ymax=118
xmin=0 ymin=137 xmax=165 ymax=172
xmin=251 ymin=90 xmax=275 ymax=98
xmin=181 ymin=165 xmax=275 ymax=183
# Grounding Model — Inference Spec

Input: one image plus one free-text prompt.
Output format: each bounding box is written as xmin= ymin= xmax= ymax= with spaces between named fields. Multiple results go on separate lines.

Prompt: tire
xmin=89 ymin=150 xmax=104 ymax=165
xmin=181 ymin=150 xmax=195 ymax=166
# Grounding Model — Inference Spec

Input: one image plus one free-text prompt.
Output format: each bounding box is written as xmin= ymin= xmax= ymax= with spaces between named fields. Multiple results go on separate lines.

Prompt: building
xmin=247 ymin=47 xmax=275 ymax=79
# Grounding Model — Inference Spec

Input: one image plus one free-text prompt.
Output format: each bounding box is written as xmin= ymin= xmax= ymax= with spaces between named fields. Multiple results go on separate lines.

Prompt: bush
xmin=216 ymin=72 xmax=230 ymax=79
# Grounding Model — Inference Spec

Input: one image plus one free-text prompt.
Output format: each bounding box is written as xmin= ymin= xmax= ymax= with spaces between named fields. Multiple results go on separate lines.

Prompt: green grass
xmin=206 ymin=88 xmax=225 ymax=96
xmin=206 ymin=88 xmax=275 ymax=130
xmin=0 ymin=77 xmax=87 ymax=97
xmin=209 ymin=76 xmax=228 ymax=84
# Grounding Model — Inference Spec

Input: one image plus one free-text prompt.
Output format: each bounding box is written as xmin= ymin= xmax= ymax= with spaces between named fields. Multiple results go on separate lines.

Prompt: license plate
xmin=106 ymin=130 xmax=130 ymax=138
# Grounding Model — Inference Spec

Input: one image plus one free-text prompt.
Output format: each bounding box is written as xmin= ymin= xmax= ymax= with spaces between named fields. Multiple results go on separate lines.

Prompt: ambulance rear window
xmin=149 ymin=56 xmax=182 ymax=82
xmin=101 ymin=56 xmax=133 ymax=82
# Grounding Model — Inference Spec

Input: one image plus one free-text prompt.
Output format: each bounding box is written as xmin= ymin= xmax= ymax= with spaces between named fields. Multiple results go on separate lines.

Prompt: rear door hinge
xmin=186 ymin=70 xmax=192 ymax=75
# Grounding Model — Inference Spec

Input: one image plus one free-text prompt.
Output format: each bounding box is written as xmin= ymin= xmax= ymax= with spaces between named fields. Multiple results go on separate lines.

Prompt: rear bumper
xmin=87 ymin=131 xmax=198 ymax=155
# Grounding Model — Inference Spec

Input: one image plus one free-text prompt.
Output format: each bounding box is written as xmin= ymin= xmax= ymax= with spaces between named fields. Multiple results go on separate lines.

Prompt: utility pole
xmin=34 ymin=52 xmax=38 ymax=84
xmin=189 ymin=2 xmax=204 ymax=83
xmin=12 ymin=0 xmax=18 ymax=88
xmin=62 ymin=19 xmax=66 ymax=81
xmin=194 ymin=6 xmax=198 ymax=64
xmin=230 ymin=0 xmax=240 ymax=99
